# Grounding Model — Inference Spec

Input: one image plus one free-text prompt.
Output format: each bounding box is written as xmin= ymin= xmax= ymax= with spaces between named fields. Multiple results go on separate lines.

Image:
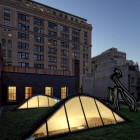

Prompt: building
xmin=91 ymin=48 xmax=126 ymax=72
xmin=0 ymin=0 xmax=92 ymax=91
xmin=83 ymin=48 xmax=140 ymax=101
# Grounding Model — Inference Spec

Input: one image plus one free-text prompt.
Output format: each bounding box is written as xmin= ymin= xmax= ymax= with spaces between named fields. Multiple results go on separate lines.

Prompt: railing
xmin=2 ymin=66 xmax=71 ymax=76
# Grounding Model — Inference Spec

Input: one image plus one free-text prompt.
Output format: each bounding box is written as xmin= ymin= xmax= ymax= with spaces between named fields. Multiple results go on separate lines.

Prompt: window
xmin=8 ymin=86 xmax=16 ymax=101
xmin=25 ymin=87 xmax=32 ymax=99
xmin=61 ymin=42 xmax=69 ymax=48
xmin=18 ymin=23 xmax=30 ymax=31
xmin=61 ymin=58 xmax=69 ymax=65
xmin=18 ymin=42 xmax=29 ymax=50
xmin=7 ymin=50 xmax=12 ymax=58
xmin=34 ymin=45 xmax=44 ymax=52
xmin=48 ymin=21 xmax=57 ymax=29
xmin=48 ymin=56 xmax=57 ymax=63
xmin=17 ymin=52 xmax=29 ymax=59
xmin=48 ymin=65 xmax=57 ymax=70
xmin=17 ymin=62 xmax=29 ymax=67
xmin=60 ymin=25 xmax=69 ymax=32
xmin=84 ymin=39 xmax=87 ymax=44
xmin=84 ymin=31 xmax=88 ymax=37
xmin=18 ymin=13 xmax=30 ymax=21
xmin=72 ymin=44 xmax=80 ymax=50
xmin=131 ymin=78 xmax=135 ymax=85
xmin=3 ymin=19 xmax=10 ymax=26
xmin=72 ymin=36 xmax=80 ymax=42
xmin=61 ymin=66 xmax=69 ymax=71
xmin=4 ymin=8 xmax=10 ymax=17
xmin=18 ymin=32 xmax=29 ymax=40
xmin=34 ymin=36 xmax=44 ymax=43
xmin=34 ymin=27 xmax=44 ymax=34
xmin=48 ymin=39 xmax=57 ymax=46
xmin=7 ymin=40 xmax=12 ymax=48
xmin=45 ymin=87 xmax=53 ymax=96
xmin=1 ymin=39 xmax=6 ymax=46
xmin=1 ymin=29 xmax=7 ymax=35
xmin=48 ymin=47 xmax=57 ymax=54
xmin=72 ymin=52 xmax=80 ymax=58
xmin=48 ymin=31 xmax=57 ymax=37
xmin=61 ymin=34 xmax=69 ymax=40
xmin=61 ymin=50 xmax=69 ymax=56
xmin=72 ymin=28 xmax=80 ymax=35
xmin=34 ymin=63 xmax=44 ymax=68
xmin=34 ymin=54 xmax=44 ymax=61
xmin=61 ymin=87 xmax=68 ymax=99
xmin=2 ymin=50 xmax=6 ymax=57
xmin=34 ymin=17 xmax=44 ymax=25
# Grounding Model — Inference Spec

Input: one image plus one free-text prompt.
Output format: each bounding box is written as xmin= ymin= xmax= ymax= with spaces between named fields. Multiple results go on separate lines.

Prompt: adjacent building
xmin=0 ymin=0 xmax=92 ymax=89
xmin=83 ymin=48 xmax=140 ymax=101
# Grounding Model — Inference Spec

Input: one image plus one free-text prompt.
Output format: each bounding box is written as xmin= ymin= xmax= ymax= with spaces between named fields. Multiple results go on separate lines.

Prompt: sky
xmin=34 ymin=0 xmax=140 ymax=64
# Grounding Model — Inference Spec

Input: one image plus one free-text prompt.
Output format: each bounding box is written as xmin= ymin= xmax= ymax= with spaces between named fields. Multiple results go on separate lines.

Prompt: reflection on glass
xmin=113 ymin=112 xmax=124 ymax=123
xmin=80 ymin=97 xmax=103 ymax=128
xmin=47 ymin=106 xmax=69 ymax=135
xmin=28 ymin=96 xmax=38 ymax=108
xmin=65 ymin=97 xmax=87 ymax=131
xmin=32 ymin=123 xmax=47 ymax=138
xmin=95 ymin=100 xmax=116 ymax=125
xmin=38 ymin=95 xmax=48 ymax=107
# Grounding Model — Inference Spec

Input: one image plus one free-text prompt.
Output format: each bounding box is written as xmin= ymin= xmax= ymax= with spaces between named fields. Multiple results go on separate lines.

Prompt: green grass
xmin=0 ymin=106 xmax=140 ymax=140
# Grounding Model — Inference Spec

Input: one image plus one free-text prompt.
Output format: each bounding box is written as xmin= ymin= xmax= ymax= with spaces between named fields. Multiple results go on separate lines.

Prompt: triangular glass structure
xmin=17 ymin=95 xmax=59 ymax=109
xmin=27 ymin=94 xmax=127 ymax=139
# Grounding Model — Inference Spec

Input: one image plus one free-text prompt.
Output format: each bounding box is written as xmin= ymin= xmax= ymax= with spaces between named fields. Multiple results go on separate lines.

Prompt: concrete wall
xmin=83 ymin=61 xmax=139 ymax=100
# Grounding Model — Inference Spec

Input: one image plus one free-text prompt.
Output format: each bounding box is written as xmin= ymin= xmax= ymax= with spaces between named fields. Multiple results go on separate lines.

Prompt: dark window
xmin=3 ymin=19 xmax=10 ymax=26
xmin=7 ymin=40 xmax=12 ymax=48
xmin=34 ymin=54 xmax=44 ymax=61
xmin=72 ymin=36 xmax=80 ymax=42
xmin=2 ymin=50 xmax=6 ymax=57
xmin=7 ymin=50 xmax=12 ymax=58
xmin=34 ymin=27 xmax=44 ymax=34
xmin=61 ymin=58 xmax=69 ymax=65
xmin=18 ymin=23 xmax=30 ymax=31
xmin=4 ymin=8 xmax=10 ymax=17
xmin=34 ymin=17 xmax=44 ymax=25
xmin=61 ymin=34 xmax=69 ymax=40
xmin=61 ymin=50 xmax=69 ymax=56
xmin=60 ymin=25 xmax=69 ymax=32
xmin=72 ymin=44 xmax=80 ymax=50
xmin=17 ymin=62 xmax=29 ymax=67
xmin=1 ymin=39 xmax=6 ymax=46
xmin=34 ymin=63 xmax=44 ymax=68
xmin=18 ymin=42 xmax=29 ymax=50
xmin=84 ymin=31 xmax=88 ymax=37
xmin=48 ymin=56 xmax=57 ymax=63
xmin=48 ymin=21 xmax=57 ymax=29
xmin=61 ymin=42 xmax=69 ymax=48
xmin=18 ymin=32 xmax=29 ymax=40
xmin=34 ymin=45 xmax=44 ymax=52
xmin=17 ymin=52 xmax=29 ymax=59
xmin=61 ymin=66 xmax=69 ymax=71
xmin=34 ymin=36 xmax=44 ymax=43
xmin=48 ymin=47 xmax=57 ymax=54
xmin=18 ymin=13 xmax=30 ymax=21
xmin=48 ymin=65 xmax=57 ymax=70
xmin=72 ymin=28 xmax=80 ymax=35
xmin=72 ymin=52 xmax=80 ymax=58
xmin=48 ymin=39 xmax=57 ymax=46
xmin=48 ymin=31 xmax=57 ymax=37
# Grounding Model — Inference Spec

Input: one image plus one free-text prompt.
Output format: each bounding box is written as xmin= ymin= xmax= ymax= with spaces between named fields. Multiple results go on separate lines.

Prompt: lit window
xmin=45 ymin=87 xmax=53 ymax=96
xmin=61 ymin=87 xmax=68 ymax=99
xmin=25 ymin=87 xmax=32 ymax=99
xmin=8 ymin=86 xmax=16 ymax=101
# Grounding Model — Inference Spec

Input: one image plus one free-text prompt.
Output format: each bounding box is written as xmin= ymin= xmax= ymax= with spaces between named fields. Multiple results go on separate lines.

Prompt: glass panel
xmin=32 ymin=123 xmax=47 ymax=138
xmin=18 ymin=102 xmax=27 ymax=109
xmin=38 ymin=95 xmax=49 ymax=107
xmin=80 ymin=97 xmax=103 ymax=128
xmin=28 ymin=96 xmax=38 ymax=108
xmin=95 ymin=100 xmax=116 ymax=125
xmin=65 ymin=97 xmax=87 ymax=132
xmin=47 ymin=106 xmax=69 ymax=135
xmin=8 ymin=86 xmax=16 ymax=101
xmin=48 ymin=97 xmax=58 ymax=106
xmin=113 ymin=112 xmax=124 ymax=123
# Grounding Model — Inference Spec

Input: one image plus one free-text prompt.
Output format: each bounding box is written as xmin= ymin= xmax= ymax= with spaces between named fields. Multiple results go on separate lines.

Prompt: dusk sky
xmin=34 ymin=0 xmax=140 ymax=64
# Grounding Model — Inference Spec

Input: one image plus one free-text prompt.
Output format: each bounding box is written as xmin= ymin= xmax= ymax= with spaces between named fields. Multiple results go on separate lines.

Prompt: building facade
xmin=91 ymin=48 xmax=126 ymax=72
xmin=0 ymin=0 xmax=92 ymax=90
xmin=83 ymin=48 xmax=140 ymax=101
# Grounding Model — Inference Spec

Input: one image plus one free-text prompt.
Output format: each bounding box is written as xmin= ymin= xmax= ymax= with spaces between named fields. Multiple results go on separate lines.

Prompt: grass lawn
xmin=0 ymin=106 xmax=140 ymax=140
